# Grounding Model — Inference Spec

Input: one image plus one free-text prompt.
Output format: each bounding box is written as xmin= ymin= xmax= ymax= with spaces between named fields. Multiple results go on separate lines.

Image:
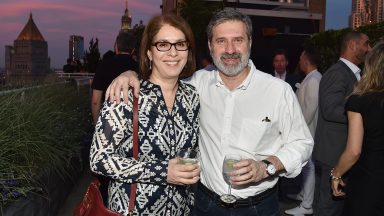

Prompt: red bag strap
xmin=129 ymin=93 xmax=139 ymax=216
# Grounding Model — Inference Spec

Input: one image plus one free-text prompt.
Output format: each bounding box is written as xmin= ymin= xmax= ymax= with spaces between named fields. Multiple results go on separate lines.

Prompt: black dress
xmin=343 ymin=92 xmax=384 ymax=216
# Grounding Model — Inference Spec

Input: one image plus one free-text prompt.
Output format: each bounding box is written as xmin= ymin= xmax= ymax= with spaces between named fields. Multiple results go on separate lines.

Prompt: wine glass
xmin=220 ymin=154 xmax=241 ymax=203
xmin=177 ymin=148 xmax=199 ymax=165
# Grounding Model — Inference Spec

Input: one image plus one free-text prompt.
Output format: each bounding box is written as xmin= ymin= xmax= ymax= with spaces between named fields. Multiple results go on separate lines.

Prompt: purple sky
xmin=0 ymin=0 xmax=351 ymax=68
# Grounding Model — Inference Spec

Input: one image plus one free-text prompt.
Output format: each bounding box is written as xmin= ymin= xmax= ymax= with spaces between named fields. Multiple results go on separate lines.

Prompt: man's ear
xmin=349 ymin=40 xmax=356 ymax=51
xmin=208 ymin=40 xmax=212 ymax=52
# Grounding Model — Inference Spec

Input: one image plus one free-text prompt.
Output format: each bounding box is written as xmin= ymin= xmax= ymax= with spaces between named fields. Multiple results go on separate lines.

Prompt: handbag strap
xmin=129 ymin=93 xmax=139 ymax=216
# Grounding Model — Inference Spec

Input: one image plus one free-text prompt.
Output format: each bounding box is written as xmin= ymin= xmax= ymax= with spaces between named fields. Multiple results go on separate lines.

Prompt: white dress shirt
xmin=295 ymin=69 xmax=322 ymax=137
xmin=340 ymin=57 xmax=361 ymax=81
xmin=274 ymin=70 xmax=287 ymax=80
xmin=188 ymin=60 xmax=313 ymax=198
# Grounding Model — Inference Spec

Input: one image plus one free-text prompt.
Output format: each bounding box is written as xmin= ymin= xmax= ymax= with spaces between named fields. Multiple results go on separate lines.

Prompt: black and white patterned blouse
xmin=90 ymin=80 xmax=200 ymax=216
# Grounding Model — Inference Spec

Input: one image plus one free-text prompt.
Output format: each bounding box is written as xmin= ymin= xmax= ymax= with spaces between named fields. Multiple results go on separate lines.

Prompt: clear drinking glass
xmin=220 ymin=154 xmax=241 ymax=203
xmin=177 ymin=148 xmax=199 ymax=165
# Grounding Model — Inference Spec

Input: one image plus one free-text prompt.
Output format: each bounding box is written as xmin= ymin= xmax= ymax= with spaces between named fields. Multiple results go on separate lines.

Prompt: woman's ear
xmin=147 ymin=49 xmax=152 ymax=61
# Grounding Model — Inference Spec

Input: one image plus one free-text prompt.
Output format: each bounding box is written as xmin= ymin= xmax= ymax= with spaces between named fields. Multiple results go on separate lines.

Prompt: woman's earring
xmin=149 ymin=60 xmax=152 ymax=70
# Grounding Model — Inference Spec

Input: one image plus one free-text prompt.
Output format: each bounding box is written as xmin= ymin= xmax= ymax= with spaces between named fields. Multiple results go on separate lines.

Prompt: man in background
xmin=285 ymin=45 xmax=322 ymax=215
xmin=91 ymin=32 xmax=138 ymax=125
xmin=271 ymin=49 xmax=299 ymax=91
xmin=313 ymin=31 xmax=371 ymax=216
xmin=63 ymin=58 xmax=75 ymax=73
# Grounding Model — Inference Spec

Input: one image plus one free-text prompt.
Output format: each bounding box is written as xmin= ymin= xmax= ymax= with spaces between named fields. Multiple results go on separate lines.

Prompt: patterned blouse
xmin=90 ymin=80 xmax=200 ymax=216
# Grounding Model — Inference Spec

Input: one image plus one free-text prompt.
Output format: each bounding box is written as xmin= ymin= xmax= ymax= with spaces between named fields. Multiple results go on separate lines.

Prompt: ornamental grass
xmin=0 ymin=84 xmax=91 ymax=209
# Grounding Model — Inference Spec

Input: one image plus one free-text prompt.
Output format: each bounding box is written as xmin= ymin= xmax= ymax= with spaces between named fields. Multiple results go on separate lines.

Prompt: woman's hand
xmin=331 ymin=178 xmax=346 ymax=197
xmin=167 ymin=158 xmax=200 ymax=185
xmin=105 ymin=70 xmax=140 ymax=103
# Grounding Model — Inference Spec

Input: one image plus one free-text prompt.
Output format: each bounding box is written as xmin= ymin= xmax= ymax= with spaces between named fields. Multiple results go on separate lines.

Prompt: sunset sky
xmin=0 ymin=0 xmax=350 ymax=69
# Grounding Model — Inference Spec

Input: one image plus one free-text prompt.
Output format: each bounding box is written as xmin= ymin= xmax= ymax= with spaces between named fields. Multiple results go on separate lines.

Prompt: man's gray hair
xmin=206 ymin=8 xmax=253 ymax=42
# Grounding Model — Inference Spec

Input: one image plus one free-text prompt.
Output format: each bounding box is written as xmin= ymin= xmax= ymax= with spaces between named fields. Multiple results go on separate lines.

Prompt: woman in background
xmin=331 ymin=41 xmax=384 ymax=216
xmin=90 ymin=14 xmax=200 ymax=216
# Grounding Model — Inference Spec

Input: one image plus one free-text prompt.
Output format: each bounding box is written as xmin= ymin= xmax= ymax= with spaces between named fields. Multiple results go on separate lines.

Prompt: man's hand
xmin=105 ymin=70 xmax=140 ymax=103
xmin=167 ymin=158 xmax=200 ymax=185
xmin=231 ymin=159 xmax=268 ymax=185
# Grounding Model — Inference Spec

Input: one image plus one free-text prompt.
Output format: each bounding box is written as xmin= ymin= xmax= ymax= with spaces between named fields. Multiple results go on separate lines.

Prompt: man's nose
xmin=225 ymin=41 xmax=236 ymax=54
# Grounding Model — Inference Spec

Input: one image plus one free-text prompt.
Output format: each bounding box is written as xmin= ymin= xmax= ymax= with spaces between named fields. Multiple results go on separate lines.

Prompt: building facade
xmin=350 ymin=0 xmax=384 ymax=29
xmin=4 ymin=13 xmax=50 ymax=75
xmin=69 ymin=35 xmax=84 ymax=61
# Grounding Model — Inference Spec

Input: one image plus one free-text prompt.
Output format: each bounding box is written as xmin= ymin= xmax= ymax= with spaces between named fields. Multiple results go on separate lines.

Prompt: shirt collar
xmin=274 ymin=70 xmax=286 ymax=80
xmin=301 ymin=69 xmax=319 ymax=83
xmin=339 ymin=57 xmax=361 ymax=77
xmin=214 ymin=60 xmax=255 ymax=90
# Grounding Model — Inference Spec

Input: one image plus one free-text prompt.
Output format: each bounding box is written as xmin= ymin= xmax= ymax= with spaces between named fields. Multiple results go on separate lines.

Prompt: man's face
xmin=209 ymin=20 xmax=251 ymax=77
xmin=273 ymin=54 xmax=288 ymax=74
xmin=354 ymin=34 xmax=371 ymax=64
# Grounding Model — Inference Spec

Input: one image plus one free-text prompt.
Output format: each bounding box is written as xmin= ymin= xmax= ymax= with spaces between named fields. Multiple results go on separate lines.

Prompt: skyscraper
xmin=69 ymin=35 xmax=84 ymax=61
xmin=121 ymin=0 xmax=132 ymax=32
xmin=350 ymin=0 xmax=384 ymax=29
xmin=5 ymin=13 xmax=50 ymax=75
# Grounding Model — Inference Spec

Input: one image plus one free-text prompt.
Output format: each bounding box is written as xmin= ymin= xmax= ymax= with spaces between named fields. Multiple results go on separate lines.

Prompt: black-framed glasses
xmin=152 ymin=41 xmax=189 ymax=52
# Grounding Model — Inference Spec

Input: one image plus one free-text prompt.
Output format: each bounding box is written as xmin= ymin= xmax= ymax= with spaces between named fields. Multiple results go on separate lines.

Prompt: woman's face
xmin=147 ymin=24 xmax=189 ymax=80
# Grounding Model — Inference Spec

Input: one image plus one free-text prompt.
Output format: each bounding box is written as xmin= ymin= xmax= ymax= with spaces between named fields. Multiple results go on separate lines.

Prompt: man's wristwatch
xmin=262 ymin=160 xmax=276 ymax=176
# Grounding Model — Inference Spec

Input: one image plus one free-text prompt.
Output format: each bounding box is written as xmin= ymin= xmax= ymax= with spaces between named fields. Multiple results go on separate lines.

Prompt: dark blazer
xmin=313 ymin=60 xmax=358 ymax=166
xmin=270 ymin=72 xmax=299 ymax=92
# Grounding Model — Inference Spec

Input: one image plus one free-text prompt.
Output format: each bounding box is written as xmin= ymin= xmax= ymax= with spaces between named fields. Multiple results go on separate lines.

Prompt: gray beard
xmin=212 ymin=51 xmax=250 ymax=77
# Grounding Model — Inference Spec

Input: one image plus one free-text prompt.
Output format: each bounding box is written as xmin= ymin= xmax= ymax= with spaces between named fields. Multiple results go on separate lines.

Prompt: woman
xmin=90 ymin=14 xmax=200 ymax=216
xmin=331 ymin=41 xmax=384 ymax=215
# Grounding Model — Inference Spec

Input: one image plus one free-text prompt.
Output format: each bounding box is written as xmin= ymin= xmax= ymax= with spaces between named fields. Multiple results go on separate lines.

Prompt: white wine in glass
xmin=177 ymin=148 xmax=198 ymax=165
xmin=220 ymin=154 xmax=241 ymax=204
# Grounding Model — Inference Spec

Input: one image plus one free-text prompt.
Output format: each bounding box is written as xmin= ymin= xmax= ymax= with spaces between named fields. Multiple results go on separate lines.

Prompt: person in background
xmin=285 ymin=45 xmax=322 ymax=216
xmin=201 ymin=55 xmax=216 ymax=71
xmin=105 ymin=8 xmax=313 ymax=216
xmin=90 ymin=14 xmax=200 ymax=215
xmin=331 ymin=41 xmax=384 ymax=216
xmin=271 ymin=49 xmax=299 ymax=91
xmin=75 ymin=59 xmax=83 ymax=72
xmin=91 ymin=32 xmax=138 ymax=126
xmin=313 ymin=31 xmax=371 ymax=216
xmin=63 ymin=58 xmax=75 ymax=73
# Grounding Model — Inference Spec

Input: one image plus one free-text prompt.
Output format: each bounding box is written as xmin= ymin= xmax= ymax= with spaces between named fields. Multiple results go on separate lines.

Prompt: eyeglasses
xmin=152 ymin=41 xmax=189 ymax=52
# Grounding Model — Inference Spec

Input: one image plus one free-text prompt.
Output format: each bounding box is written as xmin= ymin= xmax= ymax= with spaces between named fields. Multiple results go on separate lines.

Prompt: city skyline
xmin=1 ymin=0 xmax=351 ymax=69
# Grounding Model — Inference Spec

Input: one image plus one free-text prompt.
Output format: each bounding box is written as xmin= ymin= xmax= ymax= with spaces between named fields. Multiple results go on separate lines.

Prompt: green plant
xmin=0 ymin=84 xmax=91 ymax=207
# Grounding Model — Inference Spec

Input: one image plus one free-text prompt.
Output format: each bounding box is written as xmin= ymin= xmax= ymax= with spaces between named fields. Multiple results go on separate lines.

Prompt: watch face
xmin=267 ymin=164 xmax=276 ymax=175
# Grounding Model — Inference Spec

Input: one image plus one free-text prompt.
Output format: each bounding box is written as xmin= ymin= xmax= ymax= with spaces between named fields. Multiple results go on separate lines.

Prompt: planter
xmin=3 ymin=156 xmax=83 ymax=216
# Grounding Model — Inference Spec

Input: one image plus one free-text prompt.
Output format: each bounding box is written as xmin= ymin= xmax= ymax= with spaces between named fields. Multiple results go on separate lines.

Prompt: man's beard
xmin=212 ymin=50 xmax=250 ymax=77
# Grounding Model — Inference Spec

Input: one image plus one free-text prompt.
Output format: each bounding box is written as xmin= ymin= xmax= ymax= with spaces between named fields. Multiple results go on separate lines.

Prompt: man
xmin=107 ymin=9 xmax=313 ymax=215
xmin=313 ymin=31 xmax=371 ymax=216
xmin=285 ymin=45 xmax=322 ymax=216
xmin=91 ymin=32 xmax=138 ymax=125
xmin=63 ymin=58 xmax=75 ymax=73
xmin=271 ymin=49 xmax=299 ymax=91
